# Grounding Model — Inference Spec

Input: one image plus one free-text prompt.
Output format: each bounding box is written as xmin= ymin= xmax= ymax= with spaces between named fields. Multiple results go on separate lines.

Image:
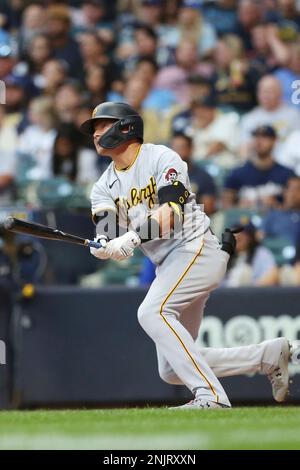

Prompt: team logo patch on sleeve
xmin=164 ymin=168 xmax=179 ymax=184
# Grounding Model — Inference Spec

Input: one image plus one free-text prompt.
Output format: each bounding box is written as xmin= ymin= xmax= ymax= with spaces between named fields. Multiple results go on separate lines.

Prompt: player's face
xmin=93 ymin=119 xmax=117 ymax=155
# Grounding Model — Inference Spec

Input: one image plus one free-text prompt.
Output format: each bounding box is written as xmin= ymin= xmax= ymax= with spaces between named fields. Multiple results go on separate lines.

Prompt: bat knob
xmin=96 ymin=235 xmax=108 ymax=248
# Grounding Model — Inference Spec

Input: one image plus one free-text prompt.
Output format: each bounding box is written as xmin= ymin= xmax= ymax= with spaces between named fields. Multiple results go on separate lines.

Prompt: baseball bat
xmin=3 ymin=217 xmax=107 ymax=249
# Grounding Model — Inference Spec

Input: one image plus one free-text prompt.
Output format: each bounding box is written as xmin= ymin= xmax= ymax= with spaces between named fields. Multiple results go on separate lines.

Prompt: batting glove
xmin=90 ymin=235 xmax=110 ymax=260
xmin=105 ymin=231 xmax=141 ymax=261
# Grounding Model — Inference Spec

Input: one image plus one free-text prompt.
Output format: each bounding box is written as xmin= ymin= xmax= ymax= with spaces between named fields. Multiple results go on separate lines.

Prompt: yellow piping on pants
xmin=159 ymin=240 xmax=219 ymax=402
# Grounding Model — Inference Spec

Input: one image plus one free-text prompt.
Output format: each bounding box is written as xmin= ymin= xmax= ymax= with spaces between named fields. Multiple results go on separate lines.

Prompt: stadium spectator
xmin=46 ymin=5 xmax=83 ymax=79
xmin=0 ymin=36 xmax=15 ymax=80
xmin=171 ymin=74 xmax=213 ymax=133
xmin=223 ymin=220 xmax=279 ymax=286
xmin=72 ymin=103 xmax=104 ymax=178
xmin=259 ymin=176 xmax=300 ymax=248
xmin=294 ymin=243 xmax=300 ymax=283
xmin=161 ymin=0 xmax=217 ymax=57
xmin=161 ymin=0 xmax=181 ymax=27
xmin=122 ymin=76 xmax=167 ymax=143
xmin=186 ymin=73 xmax=214 ymax=102
xmin=79 ymin=31 xmax=110 ymax=71
xmin=118 ymin=25 xmax=159 ymax=75
xmin=235 ymin=0 xmax=263 ymax=51
xmin=84 ymin=64 xmax=111 ymax=108
xmin=3 ymin=0 xmax=300 ymax=288
xmin=223 ymin=125 xmax=296 ymax=209
xmin=274 ymin=42 xmax=300 ymax=107
xmin=3 ymin=74 xmax=29 ymax=129
xmin=117 ymin=23 xmax=161 ymax=71
xmin=279 ymin=217 xmax=300 ymax=285
xmin=19 ymin=34 xmax=53 ymax=82
xmin=265 ymin=0 xmax=300 ymax=34
xmin=279 ymin=130 xmax=300 ymax=175
xmin=250 ymin=23 xmax=290 ymax=74
xmin=188 ymin=94 xmax=241 ymax=170
xmin=171 ymin=132 xmax=217 ymax=215
xmin=117 ymin=0 xmax=168 ymax=66
xmin=112 ymin=59 xmax=180 ymax=131
xmin=240 ymin=75 xmax=300 ymax=159
xmin=138 ymin=0 xmax=163 ymax=28
xmin=0 ymin=0 xmax=23 ymax=31
xmin=134 ymin=25 xmax=158 ymax=61
xmin=73 ymin=0 xmax=114 ymax=44
xmin=130 ymin=57 xmax=178 ymax=112
xmin=19 ymin=3 xmax=48 ymax=51
xmin=52 ymin=123 xmax=98 ymax=185
xmin=0 ymin=105 xmax=17 ymax=203
xmin=212 ymin=34 xmax=261 ymax=113
xmin=52 ymin=124 xmax=81 ymax=182
xmin=0 ymin=228 xmax=47 ymax=284
xmin=202 ymin=0 xmax=238 ymax=37
xmin=54 ymin=82 xmax=83 ymax=124
xmin=17 ymin=96 xmax=57 ymax=181
xmin=155 ymin=38 xmax=213 ymax=105
xmin=73 ymin=103 xmax=95 ymax=137
xmin=40 ymin=59 xmax=68 ymax=97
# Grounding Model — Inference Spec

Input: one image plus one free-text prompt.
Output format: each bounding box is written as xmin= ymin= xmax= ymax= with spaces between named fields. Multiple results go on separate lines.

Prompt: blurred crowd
xmin=1 ymin=0 xmax=300 ymax=287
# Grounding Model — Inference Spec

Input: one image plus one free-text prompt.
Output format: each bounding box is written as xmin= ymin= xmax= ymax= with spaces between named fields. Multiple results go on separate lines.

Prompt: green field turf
xmin=0 ymin=407 xmax=300 ymax=450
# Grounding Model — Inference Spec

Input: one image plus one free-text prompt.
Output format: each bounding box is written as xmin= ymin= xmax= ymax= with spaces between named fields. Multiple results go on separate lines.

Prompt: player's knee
xmin=137 ymin=303 xmax=160 ymax=337
xmin=137 ymin=304 xmax=151 ymax=330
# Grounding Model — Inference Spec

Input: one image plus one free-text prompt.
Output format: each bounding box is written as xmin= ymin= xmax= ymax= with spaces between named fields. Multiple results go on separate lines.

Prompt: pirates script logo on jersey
xmin=164 ymin=168 xmax=179 ymax=184
xmin=114 ymin=176 xmax=157 ymax=211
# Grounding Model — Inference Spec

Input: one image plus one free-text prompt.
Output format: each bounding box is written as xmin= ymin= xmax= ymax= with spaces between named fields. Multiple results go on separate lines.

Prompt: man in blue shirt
xmin=260 ymin=176 xmax=300 ymax=251
xmin=223 ymin=125 xmax=295 ymax=209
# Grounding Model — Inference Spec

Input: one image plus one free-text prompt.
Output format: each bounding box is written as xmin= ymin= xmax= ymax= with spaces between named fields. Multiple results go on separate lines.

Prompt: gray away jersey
xmin=91 ymin=143 xmax=210 ymax=265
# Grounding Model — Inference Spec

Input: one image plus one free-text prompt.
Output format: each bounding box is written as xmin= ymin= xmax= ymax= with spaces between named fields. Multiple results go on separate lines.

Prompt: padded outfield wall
xmin=0 ymin=285 xmax=299 ymax=408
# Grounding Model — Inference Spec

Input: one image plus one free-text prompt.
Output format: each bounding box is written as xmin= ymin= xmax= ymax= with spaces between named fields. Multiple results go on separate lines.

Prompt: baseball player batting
xmin=80 ymin=102 xmax=295 ymax=409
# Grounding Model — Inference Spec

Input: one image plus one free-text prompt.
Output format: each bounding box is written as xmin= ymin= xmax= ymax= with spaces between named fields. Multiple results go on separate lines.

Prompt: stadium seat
xmin=37 ymin=178 xmax=90 ymax=210
xmin=194 ymin=160 xmax=229 ymax=189
xmin=262 ymin=237 xmax=296 ymax=266
xmin=99 ymin=251 xmax=145 ymax=286
xmin=223 ymin=208 xmax=263 ymax=230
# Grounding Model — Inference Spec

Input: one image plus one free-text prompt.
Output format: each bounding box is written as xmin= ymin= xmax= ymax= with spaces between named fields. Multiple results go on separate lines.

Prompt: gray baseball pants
xmin=138 ymin=230 xmax=284 ymax=406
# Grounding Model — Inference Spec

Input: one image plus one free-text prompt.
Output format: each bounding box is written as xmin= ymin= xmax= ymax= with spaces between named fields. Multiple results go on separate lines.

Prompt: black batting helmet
xmin=80 ymin=102 xmax=144 ymax=149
